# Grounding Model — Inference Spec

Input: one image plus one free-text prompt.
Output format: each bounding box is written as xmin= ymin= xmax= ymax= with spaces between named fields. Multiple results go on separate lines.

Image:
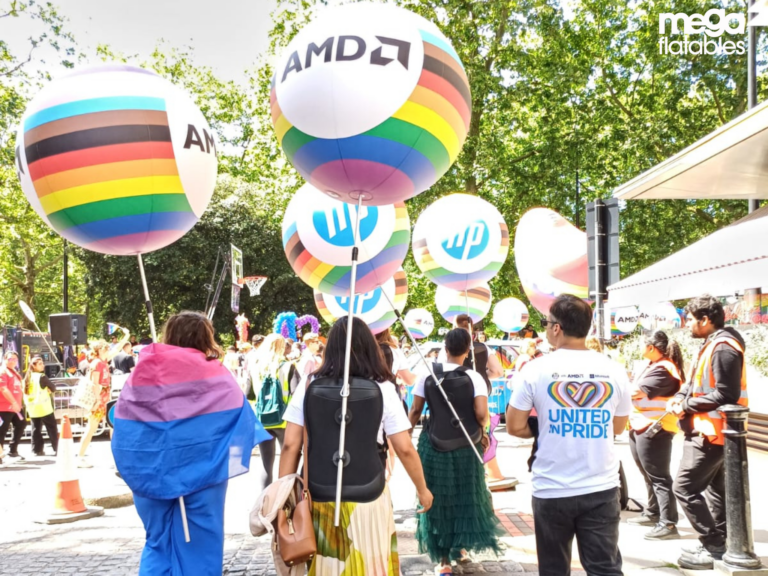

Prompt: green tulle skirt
xmin=415 ymin=431 xmax=505 ymax=563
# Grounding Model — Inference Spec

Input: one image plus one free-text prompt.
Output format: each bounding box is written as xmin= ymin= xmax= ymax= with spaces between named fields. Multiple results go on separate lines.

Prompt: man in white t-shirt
xmin=507 ymin=294 xmax=631 ymax=576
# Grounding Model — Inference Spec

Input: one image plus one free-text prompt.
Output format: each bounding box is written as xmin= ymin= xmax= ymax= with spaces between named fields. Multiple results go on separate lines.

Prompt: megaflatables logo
xmin=657 ymin=8 xmax=755 ymax=55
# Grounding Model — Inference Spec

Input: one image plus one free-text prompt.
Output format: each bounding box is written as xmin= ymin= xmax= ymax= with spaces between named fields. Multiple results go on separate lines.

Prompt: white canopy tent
xmin=607 ymin=206 xmax=768 ymax=307
xmin=613 ymin=98 xmax=768 ymax=201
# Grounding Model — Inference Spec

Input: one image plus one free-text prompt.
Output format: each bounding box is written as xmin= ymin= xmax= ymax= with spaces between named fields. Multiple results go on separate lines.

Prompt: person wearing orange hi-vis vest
xmin=668 ymin=295 xmax=748 ymax=571
xmin=626 ymin=331 xmax=684 ymax=541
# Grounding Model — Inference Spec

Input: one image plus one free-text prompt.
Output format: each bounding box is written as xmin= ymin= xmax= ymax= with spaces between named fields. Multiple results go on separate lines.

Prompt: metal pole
xmin=137 ymin=255 xmax=157 ymax=343
xmin=381 ymin=290 xmax=484 ymax=464
xmin=594 ymin=199 xmax=606 ymax=343
xmin=32 ymin=320 xmax=63 ymax=370
xmin=62 ymin=240 xmax=69 ymax=313
xmin=334 ymin=195 xmax=364 ymax=527
xmin=716 ymin=405 xmax=762 ymax=570
xmin=749 ymin=0 xmax=760 ymax=214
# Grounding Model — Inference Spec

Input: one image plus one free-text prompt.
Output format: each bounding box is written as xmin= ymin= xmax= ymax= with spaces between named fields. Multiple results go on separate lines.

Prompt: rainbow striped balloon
xmin=15 ymin=65 xmax=218 ymax=256
xmin=404 ymin=308 xmax=434 ymax=340
xmin=283 ymin=183 xmax=410 ymax=296
xmin=435 ymin=283 xmax=492 ymax=324
xmin=515 ymin=208 xmax=589 ymax=316
xmin=492 ymin=298 xmax=529 ymax=334
xmin=413 ymin=194 xmax=509 ymax=291
xmin=314 ymin=268 xmax=408 ymax=334
xmin=271 ymin=3 xmax=470 ymax=205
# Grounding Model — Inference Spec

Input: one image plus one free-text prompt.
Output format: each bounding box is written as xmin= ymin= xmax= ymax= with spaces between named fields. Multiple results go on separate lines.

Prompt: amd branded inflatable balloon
xmin=597 ymin=304 xmax=639 ymax=337
xmin=612 ymin=305 xmax=639 ymax=335
xmin=283 ymin=183 xmax=409 ymax=296
xmin=655 ymin=302 xmax=682 ymax=331
xmin=15 ymin=64 xmax=217 ymax=255
xmin=514 ymin=208 xmax=589 ymax=316
xmin=435 ymin=282 xmax=492 ymax=324
xmin=271 ymin=2 xmax=471 ymax=205
xmin=412 ymin=194 xmax=509 ymax=291
xmin=638 ymin=306 xmax=655 ymax=331
xmin=314 ymin=268 xmax=407 ymax=334
xmin=492 ymin=298 xmax=529 ymax=334
xmin=637 ymin=303 xmax=680 ymax=331
xmin=404 ymin=308 xmax=434 ymax=339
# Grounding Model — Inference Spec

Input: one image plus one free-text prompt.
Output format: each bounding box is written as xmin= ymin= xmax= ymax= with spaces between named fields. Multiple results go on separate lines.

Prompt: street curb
xmin=84 ymin=492 xmax=134 ymax=509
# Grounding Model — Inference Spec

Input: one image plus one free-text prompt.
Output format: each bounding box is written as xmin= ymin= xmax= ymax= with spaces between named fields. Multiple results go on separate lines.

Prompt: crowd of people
xmin=0 ymin=292 xmax=751 ymax=576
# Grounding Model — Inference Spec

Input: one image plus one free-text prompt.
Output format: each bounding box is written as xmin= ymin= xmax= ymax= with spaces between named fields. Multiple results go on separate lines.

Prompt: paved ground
xmin=2 ymin=429 xmax=768 ymax=575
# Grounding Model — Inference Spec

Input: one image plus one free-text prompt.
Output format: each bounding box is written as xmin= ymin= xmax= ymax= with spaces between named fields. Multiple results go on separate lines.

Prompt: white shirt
xmin=413 ymin=363 xmax=488 ymax=399
xmin=391 ymin=347 xmax=408 ymax=373
xmin=509 ymin=349 xmax=631 ymax=499
xmin=298 ymin=350 xmax=317 ymax=376
xmin=284 ymin=376 xmax=411 ymax=444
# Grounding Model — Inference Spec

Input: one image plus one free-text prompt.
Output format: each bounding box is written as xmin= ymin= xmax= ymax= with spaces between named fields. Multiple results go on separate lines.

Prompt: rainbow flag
xmin=112 ymin=343 xmax=271 ymax=500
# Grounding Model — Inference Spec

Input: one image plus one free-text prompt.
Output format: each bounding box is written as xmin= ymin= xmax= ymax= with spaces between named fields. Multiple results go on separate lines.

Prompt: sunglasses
xmin=539 ymin=318 xmax=560 ymax=329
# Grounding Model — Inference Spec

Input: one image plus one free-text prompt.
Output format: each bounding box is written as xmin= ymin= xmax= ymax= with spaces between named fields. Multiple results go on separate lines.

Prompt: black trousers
xmin=532 ymin=487 xmax=623 ymax=576
xmin=0 ymin=411 xmax=27 ymax=453
xmin=31 ymin=413 xmax=58 ymax=454
xmin=629 ymin=428 xmax=678 ymax=525
xmin=673 ymin=435 xmax=725 ymax=548
xmin=256 ymin=428 xmax=285 ymax=494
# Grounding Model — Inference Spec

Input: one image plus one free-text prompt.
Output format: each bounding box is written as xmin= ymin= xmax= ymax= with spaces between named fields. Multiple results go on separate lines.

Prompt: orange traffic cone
xmin=39 ymin=416 xmax=104 ymax=524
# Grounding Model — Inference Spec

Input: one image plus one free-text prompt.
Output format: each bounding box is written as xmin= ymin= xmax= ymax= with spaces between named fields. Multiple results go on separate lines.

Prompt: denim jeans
xmin=532 ymin=487 xmax=623 ymax=576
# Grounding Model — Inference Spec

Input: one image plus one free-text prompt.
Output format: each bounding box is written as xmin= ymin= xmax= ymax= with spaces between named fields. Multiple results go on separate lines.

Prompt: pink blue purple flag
xmin=111 ymin=343 xmax=271 ymax=500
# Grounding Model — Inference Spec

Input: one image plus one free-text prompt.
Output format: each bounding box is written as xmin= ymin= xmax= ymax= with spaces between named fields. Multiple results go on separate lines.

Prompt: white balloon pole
xmin=382 ymin=291 xmax=483 ymax=464
xmin=137 ymin=255 xmax=158 ymax=343
xmin=137 ymin=254 xmax=188 ymax=541
xmin=334 ymin=195 xmax=364 ymax=526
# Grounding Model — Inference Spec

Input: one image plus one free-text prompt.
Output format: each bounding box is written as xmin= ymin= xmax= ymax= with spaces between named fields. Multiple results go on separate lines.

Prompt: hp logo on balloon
xmin=335 ymin=290 xmax=380 ymax=315
xmin=313 ymin=204 xmax=378 ymax=247
xmin=442 ymin=221 xmax=489 ymax=261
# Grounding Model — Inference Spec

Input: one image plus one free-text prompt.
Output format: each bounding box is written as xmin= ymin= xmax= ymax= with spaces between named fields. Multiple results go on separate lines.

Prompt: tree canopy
xmin=0 ymin=0 xmax=762 ymax=341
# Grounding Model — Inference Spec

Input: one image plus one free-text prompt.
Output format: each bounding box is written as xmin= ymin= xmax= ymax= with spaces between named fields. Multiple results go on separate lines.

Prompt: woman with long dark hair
xmin=113 ymin=311 xmax=269 ymax=575
xmin=409 ymin=328 xmax=504 ymax=574
xmin=279 ymin=316 xmax=432 ymax=576
xmin=627 ymin=330 xmax=685 ymax=540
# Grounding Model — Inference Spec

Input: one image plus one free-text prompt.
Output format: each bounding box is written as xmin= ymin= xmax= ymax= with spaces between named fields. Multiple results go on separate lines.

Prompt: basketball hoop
xmin=240 ymin=276 xmax=267 ymax=297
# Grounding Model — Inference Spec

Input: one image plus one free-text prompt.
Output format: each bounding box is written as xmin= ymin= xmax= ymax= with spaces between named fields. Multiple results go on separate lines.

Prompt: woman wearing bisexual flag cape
xmin=410 ymin=328 xmax=505 ymax=574
xmin=112 ymin=312 xmax=271 ymax=575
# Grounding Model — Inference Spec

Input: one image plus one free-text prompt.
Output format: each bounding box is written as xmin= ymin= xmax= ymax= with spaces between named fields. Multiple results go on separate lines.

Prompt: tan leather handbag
xmin=275 ymin=425 xmax=316 ymax=566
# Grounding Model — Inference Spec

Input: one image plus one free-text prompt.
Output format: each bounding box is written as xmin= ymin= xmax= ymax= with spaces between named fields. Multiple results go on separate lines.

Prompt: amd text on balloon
xmin=281 ymin=36 xmax=411 ymax=83
xmin=183 ymin=125 xmax=217 ymax=155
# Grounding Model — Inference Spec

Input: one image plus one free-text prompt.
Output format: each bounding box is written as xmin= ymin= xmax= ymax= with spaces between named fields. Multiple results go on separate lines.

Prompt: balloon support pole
xmin=137 ymin=254 xmax=157 ymax=343
xmin=382 ymin=291 xmax=484 ymax=465
xmin=334 ymin=195 xmax=364 ymax=527
xmin=179 ymin=496 xmax=190 ymax=543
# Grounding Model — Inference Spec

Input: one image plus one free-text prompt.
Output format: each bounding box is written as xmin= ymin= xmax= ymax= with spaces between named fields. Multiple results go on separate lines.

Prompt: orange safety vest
xmin=690 ymin=334 xmax=748 ymax=445
xmin=630 ymin=360 xmax=681 ymax=433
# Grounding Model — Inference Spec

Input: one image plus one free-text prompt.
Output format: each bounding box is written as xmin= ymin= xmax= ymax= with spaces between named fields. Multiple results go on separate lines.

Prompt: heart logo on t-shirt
xmin=548 ymin=380 xmax=614 ymax=409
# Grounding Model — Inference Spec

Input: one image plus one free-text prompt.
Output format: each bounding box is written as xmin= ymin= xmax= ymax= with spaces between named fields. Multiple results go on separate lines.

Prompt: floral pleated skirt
xmin=309 ymin=486 xmax=399 ymax=576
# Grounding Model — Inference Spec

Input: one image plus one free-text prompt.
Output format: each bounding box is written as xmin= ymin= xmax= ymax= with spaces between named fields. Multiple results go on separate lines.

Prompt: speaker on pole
xmin=49 ymin=313 xmax=87 ymax=346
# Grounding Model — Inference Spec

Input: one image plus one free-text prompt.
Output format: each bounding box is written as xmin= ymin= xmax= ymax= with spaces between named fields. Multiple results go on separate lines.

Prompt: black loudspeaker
xmin=49 ymin=313 xmax=87 ymax=346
